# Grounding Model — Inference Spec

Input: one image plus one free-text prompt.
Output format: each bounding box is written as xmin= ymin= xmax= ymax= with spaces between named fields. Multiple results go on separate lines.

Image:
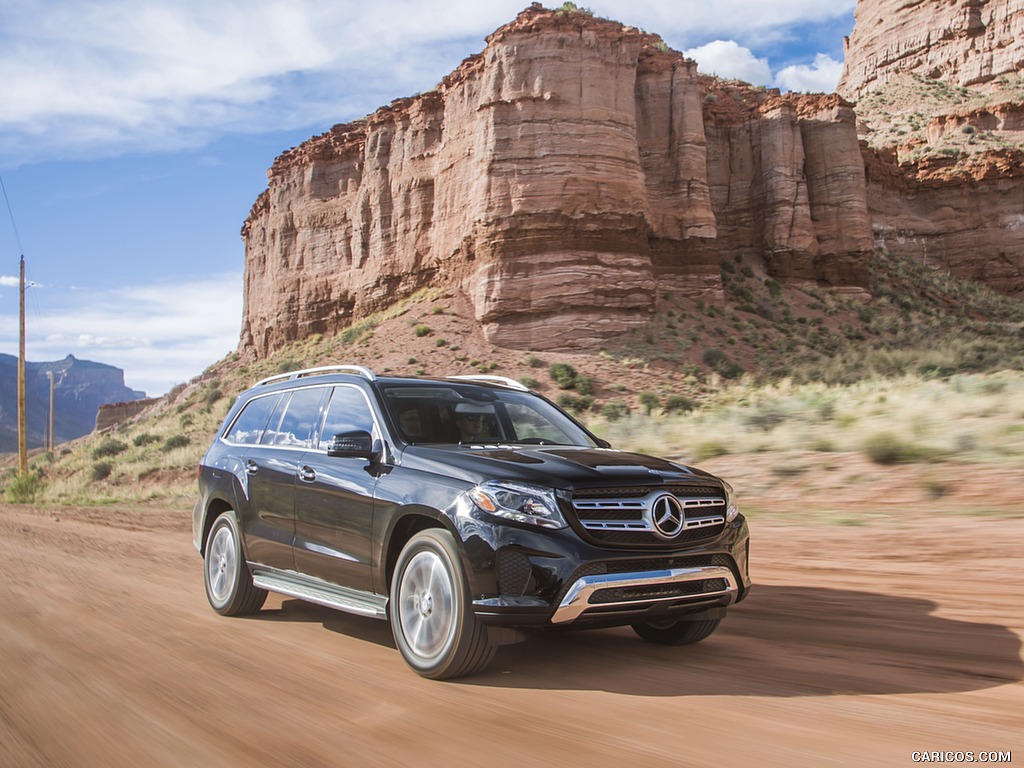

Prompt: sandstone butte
xmin=238 ymin=2 xmax=1024 ymax=359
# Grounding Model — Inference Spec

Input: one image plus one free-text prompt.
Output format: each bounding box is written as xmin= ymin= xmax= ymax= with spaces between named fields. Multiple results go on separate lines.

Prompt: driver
xmin=454 ymin=402 xmax=492 ymax=443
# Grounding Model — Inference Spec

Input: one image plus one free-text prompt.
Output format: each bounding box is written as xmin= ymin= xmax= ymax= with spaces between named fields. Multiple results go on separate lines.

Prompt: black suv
xmin=193 ymin=366 xmax=751 ymax=678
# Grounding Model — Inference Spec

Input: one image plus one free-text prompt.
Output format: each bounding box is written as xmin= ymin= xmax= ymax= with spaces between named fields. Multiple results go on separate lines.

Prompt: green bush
xmin=557 ymin=393 xmax=595 ymax=414
xmin=91 ymin=461 xmax=113 ymax=481
xmin=638 ymin=392 xmax=660 ymax=416
xmin=863 ymin=433 xmax=927 ymax=465
xmin=162 ymin=434 xmax=190 ymax=452
xmin=664 ymin=394 xmax=697 ymax=414
xmin=548 ymin=362 xmax=577 ymax=389
xmin=601 ymin=400 xmax=630 ymax=421
xmin=413 ymin=325 xmax=431 ymax=337
xmin=574 ymin=374 xmax=594 ymax=396
xmin=204 ymin=388 xmax=223 ymax=410
xmin=132 ymin=433 xmax=160 ymax=447
xmin=6 ymin=472 xmax=41 ymax=503
xmin=93 ymin=438 xmax=128 ymax=459
xmin=694 ymin=441 xmax=729 ymax=461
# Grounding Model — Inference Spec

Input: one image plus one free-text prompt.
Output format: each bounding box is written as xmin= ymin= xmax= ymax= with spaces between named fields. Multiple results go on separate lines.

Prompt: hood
xmin=398 ymin=444 xmax=717 ymax=489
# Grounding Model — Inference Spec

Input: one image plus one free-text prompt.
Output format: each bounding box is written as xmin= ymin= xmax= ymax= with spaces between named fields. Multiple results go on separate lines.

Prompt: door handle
xmin=299 ymin=466 xmax=316 ymax=483
xmin=245 ymin=460 xmax=259 ymax=475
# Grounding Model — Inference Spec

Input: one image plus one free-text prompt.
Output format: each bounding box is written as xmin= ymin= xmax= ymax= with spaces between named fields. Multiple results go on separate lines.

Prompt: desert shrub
xmin=702 ymin=348 xmax=744 ymax=379
xmin=548 ymin=362 xmax=577 ymax=389
xmin=413 ymin=325 xmax=431 ymax=337
xmin=638 ymin=392 xmax=660 ymax=416
xmin=664 ymin=394 xmax=697 ymax=414
xmin=526 ymin=354 xmax=545 ymax=368
xmin=519 ymin=376 xmax=539 ymax=389
xmin=863 ymin=433 xmax=926 ymax=464
xmin=574 ymin=374 xmax=594 ymax=396
xmin=91 ymin=461 xmax=114 ymax=481
xmin=162 ymin=434 xmax=190 ymax=452
xmin=6 ymin=472 xmax=41 ymax=503
xmin=557 ymin=393 xmax=594 ymax=414
xmin=601 ymin=400 xmax=630 ymax=421
xmin=694 ymin=441 xmax=729 ymax=460
xmin=93 ymin=438 xmax=128 ymax=459
xmin=132 ymin=433 xmax=160 ymax=447
xmin=744 ymin=405 xmax=788 ymax=432
xmin=204 ymin=388 xmax=223 ymax=410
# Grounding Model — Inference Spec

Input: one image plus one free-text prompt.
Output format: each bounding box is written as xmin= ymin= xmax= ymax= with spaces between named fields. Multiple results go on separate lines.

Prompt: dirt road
xmin=0 ymin=502 xmax=1020 ymax=767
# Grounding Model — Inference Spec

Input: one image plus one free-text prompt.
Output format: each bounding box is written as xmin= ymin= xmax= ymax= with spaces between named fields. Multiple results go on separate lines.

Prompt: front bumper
xmin=550 ymin=564 xmax=738 ymax=624
xmin=457 ymin=510 xmax=751 ymax=628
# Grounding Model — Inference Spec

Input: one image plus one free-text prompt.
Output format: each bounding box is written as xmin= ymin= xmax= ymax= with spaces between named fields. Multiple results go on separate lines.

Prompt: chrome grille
xmin=572 ymin=485 xmax=727 ymax=547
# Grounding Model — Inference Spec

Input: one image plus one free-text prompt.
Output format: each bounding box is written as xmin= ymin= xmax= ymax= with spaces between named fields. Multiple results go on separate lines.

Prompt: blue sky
xmin=0 ymin=0 xmax=855 ymax=396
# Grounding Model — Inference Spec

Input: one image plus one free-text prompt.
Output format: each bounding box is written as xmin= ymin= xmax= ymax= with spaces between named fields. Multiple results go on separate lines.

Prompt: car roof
xmin=247 ymin=366 xmax=530 ymax=395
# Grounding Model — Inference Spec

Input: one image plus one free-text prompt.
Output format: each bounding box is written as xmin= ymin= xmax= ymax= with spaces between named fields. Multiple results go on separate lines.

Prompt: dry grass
xmin=590 ymin=371 xmax=1024 ymax=468
xmin=2 ymin=253 xmax=1021 ymax=510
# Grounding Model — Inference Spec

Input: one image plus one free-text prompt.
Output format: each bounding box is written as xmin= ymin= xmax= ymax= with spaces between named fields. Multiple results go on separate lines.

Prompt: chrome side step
xmin=551 ymin=566 xmax=738 ymax=624
xmin=251 ymin=567 xmax=388 ymax=620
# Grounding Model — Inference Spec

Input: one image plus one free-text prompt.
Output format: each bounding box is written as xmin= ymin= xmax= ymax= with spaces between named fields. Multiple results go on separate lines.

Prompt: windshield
xmin=381 ymin=384 xmax=599 ymax=447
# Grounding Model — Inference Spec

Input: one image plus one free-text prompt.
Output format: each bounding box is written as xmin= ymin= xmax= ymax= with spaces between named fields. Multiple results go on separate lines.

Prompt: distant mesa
xmin=0 ymin=353 xmax=148 ymax=452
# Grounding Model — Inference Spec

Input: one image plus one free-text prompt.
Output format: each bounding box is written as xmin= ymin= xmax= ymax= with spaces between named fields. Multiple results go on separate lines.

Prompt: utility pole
xmin=48 ymin=371 xmax=55 ymax=453
xmin=18 ymin=255 xmax=28 ymax=476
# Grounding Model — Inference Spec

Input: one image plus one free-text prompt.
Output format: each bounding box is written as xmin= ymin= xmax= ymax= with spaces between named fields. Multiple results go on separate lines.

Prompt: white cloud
xmin=775 ymin=53 xmax=845 ymax=93
xmin=0 ymin=273 xmax=243 ymax=396
xmin=0 ymin=276 xmax=19 ymax=287
xmin=0 ymin=0 xmax=855 ymax=166
xmin=684 ymin=40 xmax=773 ymax=85
xmin=593 ymin=0 xmax=856 ymax=44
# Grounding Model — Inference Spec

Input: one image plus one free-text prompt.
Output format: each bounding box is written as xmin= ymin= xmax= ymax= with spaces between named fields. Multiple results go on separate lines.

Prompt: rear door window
xmin=265 ymin=387 xmax=329 ymax=448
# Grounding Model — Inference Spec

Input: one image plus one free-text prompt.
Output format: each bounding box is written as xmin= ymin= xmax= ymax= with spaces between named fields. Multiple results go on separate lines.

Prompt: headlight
xmin=723 ymin=480 xmax=740 ymax=522
xmin=468 ymin=481 xmax=567 ymax=529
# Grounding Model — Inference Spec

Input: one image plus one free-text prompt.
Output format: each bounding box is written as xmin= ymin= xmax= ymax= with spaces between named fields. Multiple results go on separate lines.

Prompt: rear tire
xmin=204 ymin=511 xmax=267 ymax=616
xmin=390 ymin=529 xmax=495 ymax=679
xmin=631 ymin=617 xmax=721 ymax=645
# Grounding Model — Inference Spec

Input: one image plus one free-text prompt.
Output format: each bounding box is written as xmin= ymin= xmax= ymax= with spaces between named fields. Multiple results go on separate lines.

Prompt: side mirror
xmin=596 ymin=438 xmax=612 ymax=449
xmin=326 ymin=430 xmax=379 ymax=460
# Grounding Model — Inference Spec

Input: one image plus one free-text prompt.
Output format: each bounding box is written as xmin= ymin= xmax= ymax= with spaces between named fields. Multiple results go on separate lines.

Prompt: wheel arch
xmin=199 ymin=496 xmax=235 ymax=557
xmin=381 ymin=509 xmax=455 ymax=595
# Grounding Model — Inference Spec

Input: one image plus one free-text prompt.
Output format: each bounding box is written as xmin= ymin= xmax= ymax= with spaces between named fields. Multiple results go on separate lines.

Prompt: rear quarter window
xmin=223 ymin=394 xmax=282 ymax=445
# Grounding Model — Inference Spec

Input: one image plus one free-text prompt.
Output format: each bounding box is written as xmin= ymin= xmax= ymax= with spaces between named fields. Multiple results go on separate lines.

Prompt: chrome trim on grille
xmin=573 ymin=490 xmax=727 ymax=538
xmin=551 ymin=565 xmax=738 ymax=624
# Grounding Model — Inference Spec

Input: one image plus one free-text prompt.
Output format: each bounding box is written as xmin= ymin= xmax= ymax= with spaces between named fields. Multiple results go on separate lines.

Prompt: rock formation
xmin=0 ymin=354 xmax=147 ymax=451
xmin=239 ymin=2 xmax=1024 ymax=361
xmin=239 ymin=5 xmax=873 ymax=357
xmin=837 ymin=0 xmax=1024 ymax=98
xmin=838 ymin=0 xmax=1024 ymax=297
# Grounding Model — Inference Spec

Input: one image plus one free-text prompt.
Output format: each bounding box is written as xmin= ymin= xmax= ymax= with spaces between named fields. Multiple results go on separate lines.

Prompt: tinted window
xmin=224 ymin=394 xmax=281 ymax=445
xmin=318 ymin=386 xmax=376 ymax=449
xmin=264 ymin=388 xmax=327 ymax=448
xmin=381 ymin=384 xmax=597 ymax=446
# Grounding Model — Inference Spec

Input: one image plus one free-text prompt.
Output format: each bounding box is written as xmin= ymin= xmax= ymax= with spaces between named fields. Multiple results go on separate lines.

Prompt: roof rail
xmin=255 ymin=365 xmax=377 ymax=387
xmin=447 ymin=374 xmax=530 ymax=392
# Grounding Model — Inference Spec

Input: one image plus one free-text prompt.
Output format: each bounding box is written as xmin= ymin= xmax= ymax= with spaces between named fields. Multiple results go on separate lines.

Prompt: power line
xmin=0 ymin=174 xmax=26 ymax=257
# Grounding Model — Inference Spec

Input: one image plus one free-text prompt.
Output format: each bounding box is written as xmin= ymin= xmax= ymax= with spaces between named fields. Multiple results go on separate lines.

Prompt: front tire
xmin=631 ymin=617 xmax=722 ymax=645
xmin=204 ymin=511 xmax=267 ymax=616
xmin=389 ymin=529 xmax=495 ymax=679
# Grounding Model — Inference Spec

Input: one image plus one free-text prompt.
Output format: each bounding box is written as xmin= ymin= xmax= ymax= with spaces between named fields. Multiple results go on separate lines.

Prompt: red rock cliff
xmin=838 ymin=0 xmax=1024 ymax=297
xmin=239 ymin=5 xmax=873 ymax=357
xmin=838 ymin=0 xmax=1024 ymax=98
